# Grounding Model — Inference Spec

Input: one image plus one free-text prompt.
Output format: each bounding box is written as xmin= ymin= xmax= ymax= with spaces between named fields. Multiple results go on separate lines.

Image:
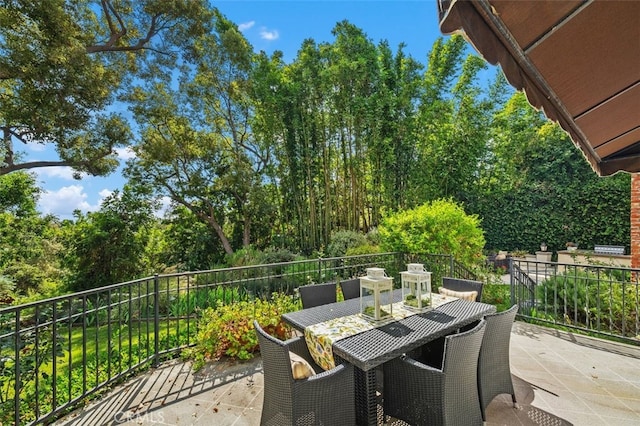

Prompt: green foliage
xmin=379 ymin=199 xmax=485 ymax=266
xmin=0 ymin=276 xmax=14 ymax=305
xmin=0 ymin=172 xmax=66 ymax=296
xmin=0 ymin=172 xmax=40 ymax=215
xmin=63 ymin=188 xmax=156 ymax=291
xmin=160 ymin=206 xmax=227 ymax=271
xmin=225 ymin=246 xmax=267 ymax=267
xmin=167 ymin=286 xmax=241 ymax=317
xmin=0 ymin=0 xmax=213 ymax=178
xmin=482 ymin=284 xmax=512 ymax=312
xmin=184 ymin=293 xmax=299 ymax=369
xmin=366 ymin=227 xmax=382 ymax=246
xmin=261 ymin=247 xmax=298 ymax=264
xmin=472 ymin=92 xmax=630 ymax=254
xmin=538 ymin=270 xmax=638 ymax=337
xmin=327 ymin=230 xmax=369 ymax=258
xmin=345 ymin=244 xmax=382 ymax=256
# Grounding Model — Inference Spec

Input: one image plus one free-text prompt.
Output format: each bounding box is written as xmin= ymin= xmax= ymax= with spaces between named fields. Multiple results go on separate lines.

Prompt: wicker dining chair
xmin=339 ymin=278 xmax=360 ymax=300
xmin=383 ymin=320 xmax=487 ymax=426
xmin=254 ymin=320 xmax=355 ymax=426
xmin=298 ymin=282 xmax=337 ymax=309
xmin=478 ymin=304 xmax=519 ymax=420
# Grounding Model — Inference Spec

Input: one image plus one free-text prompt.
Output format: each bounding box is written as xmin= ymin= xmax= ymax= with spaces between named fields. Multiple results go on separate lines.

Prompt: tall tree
xmin=0 ymin=172 xmax=64 ymax=294
xmin=0 ymin=0 xmax=213 ymax=177
xmin=412 ymin=35 xmax=497 ymax=203
xmin=63 ymin=186 xmax=156 ymax=291
xmin=369 ymin=40 xmax=422 ymax=216
xmin=251 ymin=21 xmax=425 ymax=251
xmin=126 ymin=11 xmax=274 ymax=255
xmin=326 ymin=21 xmax=380 ymax=232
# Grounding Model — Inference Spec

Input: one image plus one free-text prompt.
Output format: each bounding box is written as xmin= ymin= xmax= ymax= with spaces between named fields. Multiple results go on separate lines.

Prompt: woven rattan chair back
xmin=478 ymin=304 xmax=519 ymax=420
xmin=298 ymin=282 xmax=337 ymax=309
xmin=339 ymin=278 xmax=360 ymax=300
xmin=254 ymin=320 xmax=355 ymax=426
xmin=384 ymin=320 xmax=486 ymax=426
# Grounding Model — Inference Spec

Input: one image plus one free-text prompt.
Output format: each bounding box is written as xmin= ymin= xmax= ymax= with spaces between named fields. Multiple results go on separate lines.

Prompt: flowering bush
xmin=184 ymin=292 xmax=299 ymax=370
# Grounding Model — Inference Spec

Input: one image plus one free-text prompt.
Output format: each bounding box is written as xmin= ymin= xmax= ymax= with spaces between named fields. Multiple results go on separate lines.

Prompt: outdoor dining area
xmin=55 ymin=263 xmax=640 ymax=426
xmin=257 ymin=264 xmax=513 ymax=425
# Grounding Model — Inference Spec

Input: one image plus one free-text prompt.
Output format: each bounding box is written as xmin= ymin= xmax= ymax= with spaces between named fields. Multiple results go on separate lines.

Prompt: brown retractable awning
xmin=437 ymin=0 xmax=640 ymax=176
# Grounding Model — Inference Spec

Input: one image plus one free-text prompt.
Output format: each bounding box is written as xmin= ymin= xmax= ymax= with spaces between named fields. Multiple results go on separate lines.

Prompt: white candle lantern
xmin=401 ymin=263 xmax=432 ymax=311
xmin=360 ymin=267 xmax=393 ymax=321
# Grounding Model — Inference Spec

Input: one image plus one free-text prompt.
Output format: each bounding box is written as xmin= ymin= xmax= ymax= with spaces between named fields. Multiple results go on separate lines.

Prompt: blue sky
xmin=29 ymin=1 xmax=482 ymax=220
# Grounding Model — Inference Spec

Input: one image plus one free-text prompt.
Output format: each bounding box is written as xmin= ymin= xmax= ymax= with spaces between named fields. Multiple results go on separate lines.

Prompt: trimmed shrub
xmin=326 ymin=230 xmax=368 ymax=258
xmin=379 ymin=199 xmax=485 ymax=266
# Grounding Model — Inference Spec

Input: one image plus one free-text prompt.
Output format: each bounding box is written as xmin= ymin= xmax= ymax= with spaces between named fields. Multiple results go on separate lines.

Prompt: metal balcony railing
xmin=510 ymin=257 xmax=640 ymax=345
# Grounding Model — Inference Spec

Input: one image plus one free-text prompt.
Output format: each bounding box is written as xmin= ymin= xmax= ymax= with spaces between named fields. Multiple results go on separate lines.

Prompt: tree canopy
xmin=0 ymin=0 xmax=213 ymax=177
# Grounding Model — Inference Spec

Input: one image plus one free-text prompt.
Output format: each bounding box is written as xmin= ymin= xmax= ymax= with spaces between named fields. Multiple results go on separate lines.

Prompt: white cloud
xmin=26 ymin=142 xmax=47 ymax=152
xmin=35 ymin=166 xmax=82 ymax=181
xmin=39 ymin=185 xmax=99 ymax=218
xmin=238 ymin=21 xmax=255 ymax=32
xmin=260 ymin=27 xmax=279 ymax=41
xmin=115 ymin=146 xmax=136 ymax=160
xmin=98 ymin=188 xmax=113 ymax=199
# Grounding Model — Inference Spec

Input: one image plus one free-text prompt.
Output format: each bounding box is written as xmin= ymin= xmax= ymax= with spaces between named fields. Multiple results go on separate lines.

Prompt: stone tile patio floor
xmin=56 ymin=322 xmax=640 ymax=426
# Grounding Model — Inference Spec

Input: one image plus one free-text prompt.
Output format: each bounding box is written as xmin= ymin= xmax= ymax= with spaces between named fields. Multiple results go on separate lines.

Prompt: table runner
xmin=304 ymin=293 xmax=458 ymax=370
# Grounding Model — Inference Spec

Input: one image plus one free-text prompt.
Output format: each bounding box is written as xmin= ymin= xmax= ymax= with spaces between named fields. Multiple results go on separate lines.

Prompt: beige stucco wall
xmin=556 ymin=250 xmax=631 ymax=269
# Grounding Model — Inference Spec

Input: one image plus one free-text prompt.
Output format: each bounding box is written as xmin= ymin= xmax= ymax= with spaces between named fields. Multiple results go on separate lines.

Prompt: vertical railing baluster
xmin=107 ymin=289 xmax=112 ymax=382
xmin=82 ymin=295 xmax=87 ymax=396
xmin=128 ymin=283 xmax=133 ymax=371
xmin=449 ymin=254 xmax=454 ymax=277
xmin=630 ymin=274 xmax=640 ymax=342
xmin=509 ymin=257 xmax=515 ymax=305
xmin=35 ymin=305 xmax=40 ymax=421
xmin=118 ymin=287 xmax=122 ymax=375
xmin=153 ymin=274 xmax=159 ymax=367
xmin=166 ymin=276 xmax=171 ymax=351
xmin=94 ymin=296 xmax=99 ymax=387
xmin=14 ymin=309 xmax=20 ymax=426
xmin=52 ymin=302 xmax=57 ymax=411
xmin=136 ymin=280 xmax=142 ymax=365
xmin=631 ymin=274 xmax=640 ymax=336
xmin=186 ymin=274 xmax=191 ymax=346
xmin=621 ymin=279 xmax=626 ymax=336
xmin=67 ymin=297 xmax=72 ymax=404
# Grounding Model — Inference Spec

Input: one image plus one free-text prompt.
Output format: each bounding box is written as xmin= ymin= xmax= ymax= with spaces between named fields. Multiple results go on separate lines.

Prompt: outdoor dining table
xmin=282 ymin=289 xmax=497 ymax=426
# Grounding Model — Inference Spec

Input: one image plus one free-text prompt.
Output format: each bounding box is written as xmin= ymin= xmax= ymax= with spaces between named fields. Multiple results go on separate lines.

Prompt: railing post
xmin=509 ymin=257 xmax=515 ymax=306
xmin=153 ymin=274 xmax=160 ymax=367
xmin=449 ymin=254 xmax=454 ymax=277
xmin=14 ymin=309 xmax=20 ymax=426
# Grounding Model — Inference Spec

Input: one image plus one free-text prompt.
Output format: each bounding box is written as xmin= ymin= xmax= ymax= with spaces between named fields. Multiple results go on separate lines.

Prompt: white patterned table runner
xmin=304 ymin=293 xmax=458 ymax=370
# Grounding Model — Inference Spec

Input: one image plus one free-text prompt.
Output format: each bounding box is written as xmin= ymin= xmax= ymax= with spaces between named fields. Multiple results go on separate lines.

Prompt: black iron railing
xmin=510 ymin=257 xmax=640 ymax=345
xmin=0 ymin=252 xmax=461 ymax=425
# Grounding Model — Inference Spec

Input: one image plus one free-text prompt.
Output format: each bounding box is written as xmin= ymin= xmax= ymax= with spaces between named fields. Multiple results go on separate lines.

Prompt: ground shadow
xmin=55 ymin=357 xmax=262 ymax=426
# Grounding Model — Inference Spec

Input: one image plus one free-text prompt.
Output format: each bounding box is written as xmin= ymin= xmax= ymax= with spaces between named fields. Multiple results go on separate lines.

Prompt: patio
xmin=55 ymin=321 xmax=640 ymax=426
